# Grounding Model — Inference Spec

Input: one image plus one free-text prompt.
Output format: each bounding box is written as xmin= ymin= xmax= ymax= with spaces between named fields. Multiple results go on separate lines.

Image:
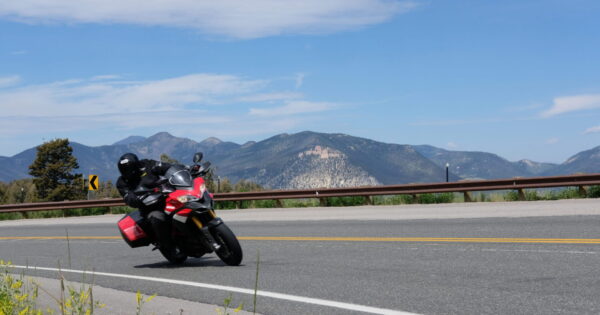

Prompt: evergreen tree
xmin=0 ymin=182 xmax=6 ymax=203
xmin=220 ymin=178 xmax=233 ymax=193
xmin=160 ymin=153 xmax=179 ymax=164
xmin=234 ymin=179 xmax=263 ymax=192
xmin=28 ymin=139 xmax=84 ymax=201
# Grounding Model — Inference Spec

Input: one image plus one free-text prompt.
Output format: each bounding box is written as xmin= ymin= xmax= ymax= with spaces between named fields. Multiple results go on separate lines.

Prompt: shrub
xmin=417 ymin=193 xmax=454 ymax=204
xmin=320 ymin=196 xmax=368 ymax=207
xmin=587 ymin=186 xmax=600 ymax=198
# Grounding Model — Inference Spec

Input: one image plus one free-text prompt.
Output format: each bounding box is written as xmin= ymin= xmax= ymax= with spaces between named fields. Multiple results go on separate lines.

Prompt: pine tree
xmin=28 ymin=139 xmax=84 ymax=201
xmin=160 ymin=153 xmax=179 ymax=164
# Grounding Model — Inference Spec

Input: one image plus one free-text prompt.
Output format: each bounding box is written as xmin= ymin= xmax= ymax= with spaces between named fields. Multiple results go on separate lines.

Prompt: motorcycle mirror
xmin=202 ymin=161 xmax=211 ymax=169
xmin=193 ymin=152 xmax=203 ymax=164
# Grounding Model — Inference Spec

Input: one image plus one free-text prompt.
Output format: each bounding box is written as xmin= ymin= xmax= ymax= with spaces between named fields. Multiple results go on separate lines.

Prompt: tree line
xmin=0 ymin=138 xmax=263 ymax=205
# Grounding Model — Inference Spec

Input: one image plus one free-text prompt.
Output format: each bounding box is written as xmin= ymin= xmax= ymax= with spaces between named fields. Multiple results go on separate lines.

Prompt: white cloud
xmin=540 ymin=94 xmax=600 ymax=118
xmin=545 ymin=137 xmax=559 ymax=144
xmin=237 ymin=92 xmax=303 ymax=103
xmin=0 ymin=0 xmax=418 ymax=39
xmin=0 ymin=74 xmax=266 ymax=118
xmin=90 ymin=74 xmax=121 ymax=81
xmin=0 ymin=75 xmax=21 ymax=88
xmin=0 ymin=73 xmax=340 ymax=142
xmin=295 ymin=73 xmax=306 ymax=89
xmin=249 ymin=100 xmax=335 ymax=117
xmin=504 ymin=103 xmax=543 ymax=113
xmin=446 ymin=142 xmax=458 ymax=149
xmin=584 ymin=126 xmax=600 ymax=134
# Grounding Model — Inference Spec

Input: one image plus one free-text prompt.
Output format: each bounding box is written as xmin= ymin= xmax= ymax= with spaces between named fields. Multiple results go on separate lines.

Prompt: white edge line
xmin=10 ymin=265 xmax=418 ymax=315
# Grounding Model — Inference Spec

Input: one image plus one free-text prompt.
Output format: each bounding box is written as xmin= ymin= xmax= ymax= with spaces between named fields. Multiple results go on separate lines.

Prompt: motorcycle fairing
xmin=165 ymin=177 xmax=207 ymax=222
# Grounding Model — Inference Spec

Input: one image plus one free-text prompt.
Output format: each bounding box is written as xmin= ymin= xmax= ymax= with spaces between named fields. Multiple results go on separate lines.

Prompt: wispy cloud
xmin=0 ymin=73 xmax=339 ymax=138
xmin=0 ymin=75 xmax=21 ymax=88
xmin=90 ymin=74 xmax=121 ymax=81
xmin=295 ymin=73 xmax=306 ymax=89
xmin=584 ymin=126 xmax=600 ymax=134
xmin=545 ymin=137 xmax=559 ymax=144
xmin=446 ymin=142 xmax=458 ymax=149
xmin=540 ymin=94 xmax=600 ymax=118
xmin=249 ymin=100 xmax=335 ymax=117
xmin=410 ymin=117 xmax=509 ymax=126
xmin=0 ymin=74 xmax=266 ymax=118
xmin=504 ymin=103 xmax=543 ymax=113
xmin=237 ymin=92 xmax=303 ymax=103
xmin=0 ymin=0 xmax=419 ymax=39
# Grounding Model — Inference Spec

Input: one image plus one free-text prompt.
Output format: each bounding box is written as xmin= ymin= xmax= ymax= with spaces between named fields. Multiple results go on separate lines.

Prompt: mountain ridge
xmin=0 ymin=131 xmax=598 ymax=188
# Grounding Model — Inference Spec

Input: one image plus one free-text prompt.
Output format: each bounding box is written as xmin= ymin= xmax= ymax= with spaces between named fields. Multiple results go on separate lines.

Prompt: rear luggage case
xmin=118 ymin=210 xmax=152 ymax=248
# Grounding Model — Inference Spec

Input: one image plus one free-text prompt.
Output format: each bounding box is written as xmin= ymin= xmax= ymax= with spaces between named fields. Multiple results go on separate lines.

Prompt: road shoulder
xmin=18 ymin=274 xmax=257 ymax=315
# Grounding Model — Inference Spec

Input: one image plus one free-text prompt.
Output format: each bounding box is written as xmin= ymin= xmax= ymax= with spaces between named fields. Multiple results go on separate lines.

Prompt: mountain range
xmin=1 ymin=131 xmax=598 ymax=189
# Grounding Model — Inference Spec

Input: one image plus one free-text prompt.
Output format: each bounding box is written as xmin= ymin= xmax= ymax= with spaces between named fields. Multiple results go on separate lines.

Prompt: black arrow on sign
xmin=90 ymin=175 xmax=98 ymax=190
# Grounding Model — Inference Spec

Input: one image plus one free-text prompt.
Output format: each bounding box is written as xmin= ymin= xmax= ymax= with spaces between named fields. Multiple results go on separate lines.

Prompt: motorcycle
xmin=118 ymin=153 xmax=243 ymax=265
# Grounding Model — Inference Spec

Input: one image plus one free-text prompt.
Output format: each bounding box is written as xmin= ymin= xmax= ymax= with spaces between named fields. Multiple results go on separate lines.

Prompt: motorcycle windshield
xmin=165 ymin=165 xmax=193 ymax=187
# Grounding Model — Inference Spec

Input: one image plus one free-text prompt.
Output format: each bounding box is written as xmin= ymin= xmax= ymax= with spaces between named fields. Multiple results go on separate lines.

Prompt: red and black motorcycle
xmin=118 ymin=153 xmax=243 ymax=265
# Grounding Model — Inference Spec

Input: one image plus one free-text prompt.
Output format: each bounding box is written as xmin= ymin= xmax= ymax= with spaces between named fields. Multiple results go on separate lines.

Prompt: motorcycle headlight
xmin=177 ymin=195 xmax=199 ymax=203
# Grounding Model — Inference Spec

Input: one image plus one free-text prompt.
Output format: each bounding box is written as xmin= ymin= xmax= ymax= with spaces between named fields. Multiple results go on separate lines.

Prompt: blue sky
xmin=0 ymin=0 xmax=599 ymax=163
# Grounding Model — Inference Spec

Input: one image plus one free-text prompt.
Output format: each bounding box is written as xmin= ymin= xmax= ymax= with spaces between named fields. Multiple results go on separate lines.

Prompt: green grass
xmin=0 ymin=261 xmax=105 ymax=315
xmin=1 ymin=186 xmax=599 ymax=221
xmin=0 ymin=261 xmax=41 ymax=315
xmin=0 ymin=206 xmax=133 ymax=222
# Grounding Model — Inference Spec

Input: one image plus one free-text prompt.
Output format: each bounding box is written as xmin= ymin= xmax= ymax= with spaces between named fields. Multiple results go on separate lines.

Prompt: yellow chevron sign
xmin=88 ymin=175 xmax=99 ymax=191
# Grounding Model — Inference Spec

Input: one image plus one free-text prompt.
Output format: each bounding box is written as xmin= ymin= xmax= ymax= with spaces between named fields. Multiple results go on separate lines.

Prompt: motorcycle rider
xmin=116 ymin=153 xmax=183 ymax=260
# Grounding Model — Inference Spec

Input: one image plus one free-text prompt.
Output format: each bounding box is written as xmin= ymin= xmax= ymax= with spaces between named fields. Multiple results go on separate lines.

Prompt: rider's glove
xmin=124 ymin=193 xmax=142 ymax=208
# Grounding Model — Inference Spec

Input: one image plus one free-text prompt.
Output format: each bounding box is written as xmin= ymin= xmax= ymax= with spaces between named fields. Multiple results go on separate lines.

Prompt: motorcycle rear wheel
xmin=159 ymin=246 xmax=187 ymax=264
xmin=211 ymin=223 xmax=243 ymax=266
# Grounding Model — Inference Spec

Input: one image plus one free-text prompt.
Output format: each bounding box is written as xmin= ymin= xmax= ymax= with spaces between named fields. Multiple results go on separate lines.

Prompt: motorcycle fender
xmin=173 ymin=208 xmax=192 ymax=223
xmin=207 ymin=217 xmax=223 ymax=228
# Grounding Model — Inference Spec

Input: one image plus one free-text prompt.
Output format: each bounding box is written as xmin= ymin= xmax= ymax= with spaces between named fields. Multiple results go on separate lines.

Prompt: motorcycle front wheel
xmin=211 ymin=223 xmax=243 ymax=266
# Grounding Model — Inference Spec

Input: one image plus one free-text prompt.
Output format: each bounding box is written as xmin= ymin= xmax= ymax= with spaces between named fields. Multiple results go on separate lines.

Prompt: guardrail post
xmin=364 ymin=196 xmax=373 ymax=205
xmin=579 ymin=186 xmax=587 ymax=197
xmin=20 ymin=211 xmax=29 ymax=219
xmin=463 ymin=192 xmax=472 ymax=202
xmin=518 ymin=189 xmax=526 ymax=201
xmin=319 ymin=198 xmax=327 ymax=207
xmin=411 ymin=194 xmax=419 ymax=204
xmin=275 ymin=199 xmax=284 ymax=208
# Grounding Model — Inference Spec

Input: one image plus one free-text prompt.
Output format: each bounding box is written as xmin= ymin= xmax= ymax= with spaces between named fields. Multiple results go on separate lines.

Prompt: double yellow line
xmin=238 ymin=236 xmax=600 ymax=244
xmin=1 ymin=236 xmax=600 ymax=244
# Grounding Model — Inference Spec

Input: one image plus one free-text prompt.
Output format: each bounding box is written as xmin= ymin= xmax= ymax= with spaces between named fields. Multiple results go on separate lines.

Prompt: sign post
xmin=88 ymin=175 xmax=99 ymax=200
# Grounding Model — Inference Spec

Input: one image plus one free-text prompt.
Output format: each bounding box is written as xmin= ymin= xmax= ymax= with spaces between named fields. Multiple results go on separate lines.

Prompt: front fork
xmin=191 ymin=216 xmax=222 ymax=251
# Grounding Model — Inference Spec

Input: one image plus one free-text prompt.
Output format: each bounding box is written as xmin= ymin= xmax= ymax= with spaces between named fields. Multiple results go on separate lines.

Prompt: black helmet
xmin=118 ymin=153 xmax=141 ymax=180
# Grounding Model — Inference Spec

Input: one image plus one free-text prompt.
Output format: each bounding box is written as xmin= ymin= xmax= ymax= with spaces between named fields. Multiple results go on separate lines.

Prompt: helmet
xmin=118 ymin=153 xmax=141 ymax=180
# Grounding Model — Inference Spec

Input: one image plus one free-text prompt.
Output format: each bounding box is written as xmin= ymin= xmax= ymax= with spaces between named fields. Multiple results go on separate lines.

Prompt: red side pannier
xmin=118 ymin=211 xmax=151 ymax=248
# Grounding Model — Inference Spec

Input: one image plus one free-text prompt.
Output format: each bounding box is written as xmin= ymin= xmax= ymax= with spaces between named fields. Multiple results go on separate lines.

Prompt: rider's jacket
xmin=116 ymin=159 xmax=171 ymax=213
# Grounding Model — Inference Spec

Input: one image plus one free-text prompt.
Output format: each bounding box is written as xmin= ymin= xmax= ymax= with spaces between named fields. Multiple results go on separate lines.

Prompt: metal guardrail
xmin=1 ymin=173 xmax=599 ymax=214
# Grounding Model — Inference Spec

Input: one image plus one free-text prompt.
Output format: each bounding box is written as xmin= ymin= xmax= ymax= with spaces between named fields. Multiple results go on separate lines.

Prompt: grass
xmin=0 ymin=261 xmax=178 ymax=315
xmin=0 ymin=261 xmax=41 ymax=315
xmin=1 ymin=186 xmax=599 ymax=222
xmin=0 ymin=260 xmax=105 ymax=315
xmin=1 ymin=245 xmax=263 ymax=314
xmin=0 ymin=206 xmax=133 ymax=222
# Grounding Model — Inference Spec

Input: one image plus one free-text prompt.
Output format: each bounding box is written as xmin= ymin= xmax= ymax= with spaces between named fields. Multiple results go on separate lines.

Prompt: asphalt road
xmin=1 ymin=200 xmax=600 ymax=314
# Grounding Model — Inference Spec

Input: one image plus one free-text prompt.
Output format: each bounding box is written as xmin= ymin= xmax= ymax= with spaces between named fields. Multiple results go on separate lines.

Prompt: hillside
xmin=1 ymin=132 xmax=598 ymax=188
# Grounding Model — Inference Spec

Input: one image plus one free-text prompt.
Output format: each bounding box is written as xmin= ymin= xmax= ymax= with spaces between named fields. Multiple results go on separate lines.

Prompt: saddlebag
xmin=118 ymin=210 xmax=151 ymax=248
